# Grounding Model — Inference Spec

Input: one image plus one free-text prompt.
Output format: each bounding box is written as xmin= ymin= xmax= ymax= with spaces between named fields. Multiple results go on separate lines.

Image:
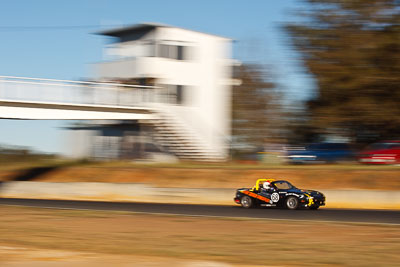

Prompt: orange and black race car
xmin=234 ymin=179 xmax=325 ymax=210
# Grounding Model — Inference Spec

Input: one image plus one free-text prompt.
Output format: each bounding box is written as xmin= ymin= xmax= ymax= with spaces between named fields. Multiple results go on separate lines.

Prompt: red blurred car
xmin=358 ymin=141 xmax=400 ymax=164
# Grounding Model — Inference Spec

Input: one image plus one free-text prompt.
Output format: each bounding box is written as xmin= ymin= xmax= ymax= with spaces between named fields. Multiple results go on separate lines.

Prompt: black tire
xmin=309 ymin=205 xmax=320 ymax=210
xmin=285 ymin=196 xmax=299 ymax=210
xmin=240 ymin=196 xmax=253 ymax=209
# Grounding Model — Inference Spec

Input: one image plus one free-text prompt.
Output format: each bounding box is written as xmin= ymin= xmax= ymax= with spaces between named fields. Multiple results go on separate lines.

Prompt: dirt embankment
xmin=1 ymin=163 xmax=399 ymax=190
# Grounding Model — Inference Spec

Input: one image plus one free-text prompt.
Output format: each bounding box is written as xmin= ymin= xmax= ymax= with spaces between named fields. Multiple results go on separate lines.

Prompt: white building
xmin=86 ymin=23 xmax=234 ymax=161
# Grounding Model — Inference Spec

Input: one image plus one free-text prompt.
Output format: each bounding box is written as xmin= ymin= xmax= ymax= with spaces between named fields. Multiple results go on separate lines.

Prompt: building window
xmin=176 ymin=85 xmax=183 ymax=104
xmin=177 ymin=46 xmax=184 ymax=60
xmin=158 ymin=44 xmax=187 ymax=60
xmin=161 ymin=84 xmax=186 ymax=105
xmin=159 ymin=44 xmax=170 ymax=59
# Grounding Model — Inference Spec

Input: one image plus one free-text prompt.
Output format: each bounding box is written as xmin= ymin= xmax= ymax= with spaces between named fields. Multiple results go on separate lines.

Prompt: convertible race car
xmin=234 ymin=179 xmax=325 ymax=210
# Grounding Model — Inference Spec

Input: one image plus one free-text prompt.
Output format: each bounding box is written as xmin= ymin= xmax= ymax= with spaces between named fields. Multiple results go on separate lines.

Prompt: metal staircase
xmin=151 ymin=111 xmax=226 ymax=161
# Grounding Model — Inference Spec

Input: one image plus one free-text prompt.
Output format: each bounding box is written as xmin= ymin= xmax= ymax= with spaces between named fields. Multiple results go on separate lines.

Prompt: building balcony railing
xmin=94 ymin=57 xmax=165 ymax=81
xmin=95 ymin=57 xmax=140 ymax=80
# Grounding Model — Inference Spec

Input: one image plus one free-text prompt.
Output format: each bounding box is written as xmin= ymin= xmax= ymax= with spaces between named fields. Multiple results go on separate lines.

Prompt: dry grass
xmin=5 ymin=164 xmax=400 ymax=190
xmin=0 ymin=206 xmax=399 ymax=266
xmin=1 ymin=160 xmax=399 ymax=191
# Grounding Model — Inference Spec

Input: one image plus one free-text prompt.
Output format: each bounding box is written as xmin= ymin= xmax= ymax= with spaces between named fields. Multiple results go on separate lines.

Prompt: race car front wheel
xmin=285 ymin=196 xmax=299 ymax=210
xmin=240 ymin=196 xmax=253 ymax=209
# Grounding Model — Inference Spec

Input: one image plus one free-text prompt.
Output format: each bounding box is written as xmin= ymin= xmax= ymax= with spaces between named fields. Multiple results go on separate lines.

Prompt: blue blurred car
xmin=286 ymin=143 xmax=354 ymax=164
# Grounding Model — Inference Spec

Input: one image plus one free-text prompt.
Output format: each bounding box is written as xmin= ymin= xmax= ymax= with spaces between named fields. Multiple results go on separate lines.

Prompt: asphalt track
xmin=1 ymin=198 xmax=400 ymax=225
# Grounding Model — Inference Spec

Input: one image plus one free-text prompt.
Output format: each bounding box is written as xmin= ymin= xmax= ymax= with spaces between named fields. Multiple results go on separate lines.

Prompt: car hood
xmin=285 ymin=188 xmax=324 ymax=197
xmin=360 ymin=148 xmax=400 ymax=155
xmin=304 ymin=189 xmax=324 ymax=198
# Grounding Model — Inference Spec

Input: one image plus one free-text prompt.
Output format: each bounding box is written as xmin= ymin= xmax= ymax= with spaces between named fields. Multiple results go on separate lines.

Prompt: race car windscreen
xmin=273 ymin=181 xmax=295 ymax=190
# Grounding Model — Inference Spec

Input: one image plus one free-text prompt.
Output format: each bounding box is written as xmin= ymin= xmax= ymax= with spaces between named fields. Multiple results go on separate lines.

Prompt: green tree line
xmin=286 ymin=0 xmax=400 ymax=144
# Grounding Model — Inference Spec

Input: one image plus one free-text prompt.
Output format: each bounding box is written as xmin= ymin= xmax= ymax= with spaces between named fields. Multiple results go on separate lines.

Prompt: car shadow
xmin=10 ymin=166 xmax=60 ymax=182
xmin=0 ymin=165 xmax=65 ymax=195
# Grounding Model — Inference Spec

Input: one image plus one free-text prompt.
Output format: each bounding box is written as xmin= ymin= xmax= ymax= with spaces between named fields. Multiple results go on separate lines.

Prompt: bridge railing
xmin=0 ymin=76 xmax=161 ymax=107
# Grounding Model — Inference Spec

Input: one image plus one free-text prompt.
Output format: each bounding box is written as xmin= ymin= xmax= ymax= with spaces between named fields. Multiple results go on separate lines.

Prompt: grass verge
xmin=1 ymin=159 xmax=399 ymax=191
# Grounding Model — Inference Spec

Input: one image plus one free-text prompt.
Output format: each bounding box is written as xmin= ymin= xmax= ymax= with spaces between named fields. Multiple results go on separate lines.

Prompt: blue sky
xmin=0 ymin=0 xmax=312 ymax=154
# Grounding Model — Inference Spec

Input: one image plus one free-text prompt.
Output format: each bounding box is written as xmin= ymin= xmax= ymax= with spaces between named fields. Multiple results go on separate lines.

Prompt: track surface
xmin=1 ymin=198 xmax=399 ymax=225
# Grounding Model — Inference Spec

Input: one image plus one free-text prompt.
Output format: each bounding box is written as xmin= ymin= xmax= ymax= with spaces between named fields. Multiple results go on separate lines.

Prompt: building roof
xmin=96 ymin=22 xmax=231 ymax=40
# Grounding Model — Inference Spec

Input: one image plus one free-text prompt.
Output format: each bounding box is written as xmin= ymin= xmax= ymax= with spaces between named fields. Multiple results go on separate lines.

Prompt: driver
xmin=263 ymin=181 xmax=276 ymax=192
xmin=263 ymin=181 xmax=271 ymax=190
xmin=260 ymin=181 xmax=273 ymax=196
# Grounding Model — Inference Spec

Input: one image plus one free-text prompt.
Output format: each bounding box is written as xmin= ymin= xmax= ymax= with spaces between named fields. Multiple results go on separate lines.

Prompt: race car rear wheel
xmin=285 ymin=196 xmax=299 ymax=210
xmin=240 ymin=196 xmax=253 ymax=209
xmin=309 ymin=205 xmax=320 ymax=210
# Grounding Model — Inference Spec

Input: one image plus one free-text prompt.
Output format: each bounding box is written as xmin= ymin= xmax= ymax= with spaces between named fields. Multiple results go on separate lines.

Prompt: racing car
xmin=234 ymin=179 xmax=325 ymax=210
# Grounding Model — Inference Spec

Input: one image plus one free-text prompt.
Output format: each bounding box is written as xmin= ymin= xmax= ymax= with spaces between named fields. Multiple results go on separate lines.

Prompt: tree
xmin=286 ymin=0 xmax=400 ymax=144
xmin=231 ymin=64 xmax=284 ymax=154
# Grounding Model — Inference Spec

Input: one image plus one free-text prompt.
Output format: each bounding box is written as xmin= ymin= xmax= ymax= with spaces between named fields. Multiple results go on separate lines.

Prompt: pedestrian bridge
xmin=0 ymin=76 xmax=226 ymax=161
xmin=0 ymin=76 xmax=158 ymax=120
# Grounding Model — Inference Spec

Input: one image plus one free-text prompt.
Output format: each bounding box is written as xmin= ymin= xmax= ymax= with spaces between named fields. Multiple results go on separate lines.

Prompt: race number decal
xmin=271 ymin=193 xmax=280 ymax=202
